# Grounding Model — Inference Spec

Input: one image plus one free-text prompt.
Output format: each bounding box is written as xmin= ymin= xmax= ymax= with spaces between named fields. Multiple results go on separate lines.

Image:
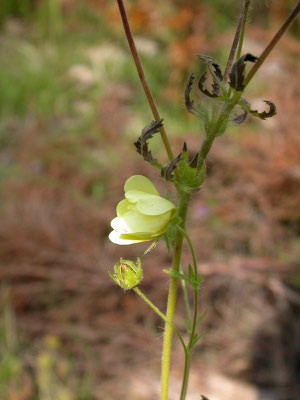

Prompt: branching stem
xmin=134 ymin=287 xmax=187 ymax=352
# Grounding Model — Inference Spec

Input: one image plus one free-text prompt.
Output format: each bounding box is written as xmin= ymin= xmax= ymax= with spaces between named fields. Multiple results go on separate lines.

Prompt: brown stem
xmin=222 ymin=1 xmax=248 ymax=83
xmin=116 ymin=0 xmax=174 ymax=161
xmin=244 ymin=1 xmax=300 ymax=87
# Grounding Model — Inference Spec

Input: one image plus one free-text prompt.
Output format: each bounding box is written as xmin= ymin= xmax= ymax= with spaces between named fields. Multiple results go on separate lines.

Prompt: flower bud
xmin=109 ymin=257 xmax=143 ymax=290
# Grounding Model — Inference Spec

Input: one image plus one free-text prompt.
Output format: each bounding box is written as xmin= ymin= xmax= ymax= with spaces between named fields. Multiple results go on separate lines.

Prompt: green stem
xmin=180 ymin=353 xmax=191 ymax=400
xmin=134 ymin=287 xmax=187 ymax=352
xmin=161 ymin=192 xmax=190 ymax=400
xmin=176 ymin=226 xmax=199 ymax=400
xmin=180 ymin=264 xmax=192 ymax=325
xmin=176 ymin=226 xmax=197 ymax=276
xmin=116 ymin=0 xmax=174 ymax=162
xmin=244 ymin=1 xmax=300 ymax=87
xmin=196 ymin=91 xmax=242 ymax=174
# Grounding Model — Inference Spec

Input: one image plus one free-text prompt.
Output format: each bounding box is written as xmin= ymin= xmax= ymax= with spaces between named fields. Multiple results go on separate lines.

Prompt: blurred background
xmin=0 ymin=0 xmax=300 ymax=399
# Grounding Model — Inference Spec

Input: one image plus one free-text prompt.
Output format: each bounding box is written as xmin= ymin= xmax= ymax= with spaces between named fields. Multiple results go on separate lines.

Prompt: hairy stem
xmin=161 ymin=193 xmax=190 ymax=400
xmin=197 ymin=92 xmax=242 ymax=174
xmin=116 ymin=0 xmax=174 ymax=161
xmin=244 ymin=1 xmax=300 ymax=87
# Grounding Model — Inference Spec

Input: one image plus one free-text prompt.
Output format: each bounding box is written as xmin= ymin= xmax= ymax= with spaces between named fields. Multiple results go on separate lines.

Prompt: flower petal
xmin=116 ymin=199 xmax=131 ymax=217
xmin=119 ymin=210 xmax=172 ymax=234
xmin=109 ymin=230 xmax=145 ymax=245
xmin=125 ymin=190 xmax=154 ymax=203
xmin=111 ymin=217 xmax=127 ymax=232
xmin=124 ymin=175 xmax=159 ymax=196
xmin=136 ymin=196 xmax=176 ymax=216
xmin=120 ymin=232 xmax=154 ymax=240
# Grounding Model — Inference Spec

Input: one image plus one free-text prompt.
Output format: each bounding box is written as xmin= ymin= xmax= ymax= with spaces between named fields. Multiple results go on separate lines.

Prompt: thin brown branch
xmin=116 ymin=0 xmax=174 ymax=161
xmin=223 ymin=1 xmax=249 ymax=83
xmin=244 ymin=1 xmax=300 ymax=87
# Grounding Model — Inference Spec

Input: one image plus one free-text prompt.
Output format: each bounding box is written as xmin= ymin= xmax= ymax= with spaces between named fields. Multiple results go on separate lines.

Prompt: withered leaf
xmin=198 ymin=73 xmax=219 ymax=99
xmin=231 ymin=100 xmax=249 ymax=125
xmin=185 ymin=74 xmax=196 ymax=114
xmin=232 ymin=108 xmax=248 ymax=124
xmin=140 ymin=119 xmax=163 ymax=142
xmin=134 ymin=119 xmax=163 ymax=166
xmin=249 ymin=100 xmax=277 ymax=120
xmin=229 ymin=53 xmax=259 ymax=91
xmin=161 ymin=152 xmax=182 ymax=181
xmin=196 ymin=54 xmax=223 ymax=81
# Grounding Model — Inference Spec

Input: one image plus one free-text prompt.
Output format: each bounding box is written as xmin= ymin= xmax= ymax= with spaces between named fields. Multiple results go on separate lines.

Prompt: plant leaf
xmin=198 ymin=73 xmax=220 ymax=99
xmin=229 ymin=53 xmax=259 ymax=91
xmin=161 ymin=152 xmax=182 ymax=181
xmin=185 ymin=74 xmax=196 ymax=114
xmin=196 ymin=54 xmax=223 ymax=81
xmin=249 ymin=100 xmax=277 ymax=120
xmin=196 ymin=309 xmax=208 ymax=326
xmin=239 ymin=99 xmax=277 ymax=120
xmin=231 ymin=105 xmax=248 ymax=125
xmin=164 ymin=268 xmax=189 ymax=282
xmin=134 ymin=120 xmax=164 ymax=167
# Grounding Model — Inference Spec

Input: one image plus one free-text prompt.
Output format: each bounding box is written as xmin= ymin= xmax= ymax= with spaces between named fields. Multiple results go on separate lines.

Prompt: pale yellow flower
xmin=109 ymin=175 xmax=176 ymax=245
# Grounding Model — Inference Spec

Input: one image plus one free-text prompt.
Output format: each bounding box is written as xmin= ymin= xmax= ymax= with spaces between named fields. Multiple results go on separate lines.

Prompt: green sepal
xmin=176 ymin=147 xmax=206 ymax=192
xmin=109 ymin=257 xmax=143 ymax=290
xmin=144 ymin=239 xmax=159 ymax=255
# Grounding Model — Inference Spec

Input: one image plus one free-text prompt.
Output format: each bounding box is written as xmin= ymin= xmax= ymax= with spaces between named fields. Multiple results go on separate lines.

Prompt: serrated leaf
xmin=161 ymin=152 xmax=182 ymax=180
xmin=249 ymin=100 xmax=277 ymax=120
xmin=185 ymin=74 xmax=196 ymax=114
xmin=229 ymin=53 xmax=259 ymax=91
xmin=239 ymin=99 xmax=277 ymax=120
xmin=134 ymin=120 xmax=164 ymax=167
xmin=198 ymin=73 xmax=220 ymax=99
xmin=196 ymin=54 xmax=223 ymax=81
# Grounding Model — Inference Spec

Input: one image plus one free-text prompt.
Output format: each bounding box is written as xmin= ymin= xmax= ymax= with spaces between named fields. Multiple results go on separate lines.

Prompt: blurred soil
xmin=0 ymin=1 xmax=300 ymax=399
